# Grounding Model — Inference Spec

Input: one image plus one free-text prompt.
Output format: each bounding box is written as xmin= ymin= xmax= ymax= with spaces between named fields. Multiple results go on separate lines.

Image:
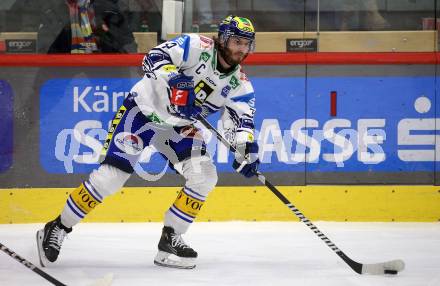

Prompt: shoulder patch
xmin=221 ymin=85 xmax=231 ymax=97
xmin=200 ymin=52 xmax=211 ymax=62
xmin=199 ymin=35 xmax=214 ymax=49
xmin=229 ymin=75 xmax=240 ymax=89
xmin=239 ymin=72 xmax=249 ymax=82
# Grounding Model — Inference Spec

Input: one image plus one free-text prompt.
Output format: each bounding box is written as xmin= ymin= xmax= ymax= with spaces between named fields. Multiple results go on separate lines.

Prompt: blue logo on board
xmin=0 ymin=80 xmax=13 ymax=173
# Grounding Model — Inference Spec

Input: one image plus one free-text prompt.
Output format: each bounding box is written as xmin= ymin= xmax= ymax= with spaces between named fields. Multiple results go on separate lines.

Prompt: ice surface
xmin=0 ymin=222 xmax=439 ymax=286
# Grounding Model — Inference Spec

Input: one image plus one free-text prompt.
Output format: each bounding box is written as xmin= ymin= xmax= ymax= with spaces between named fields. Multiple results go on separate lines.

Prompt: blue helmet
xmin=218 ymin=15 xmax=256 ymax=52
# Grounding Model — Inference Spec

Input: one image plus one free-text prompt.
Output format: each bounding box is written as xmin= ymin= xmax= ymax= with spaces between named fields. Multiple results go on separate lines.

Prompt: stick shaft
xmin=0 ymin=242 xmax=67 ymax=286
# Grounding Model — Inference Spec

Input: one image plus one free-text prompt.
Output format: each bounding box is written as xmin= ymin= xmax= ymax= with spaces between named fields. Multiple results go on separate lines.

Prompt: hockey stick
xmin=0 ymin=242 xmax=66 ymax=285
xmin=197 ymin=115 xmax=405 ymax=275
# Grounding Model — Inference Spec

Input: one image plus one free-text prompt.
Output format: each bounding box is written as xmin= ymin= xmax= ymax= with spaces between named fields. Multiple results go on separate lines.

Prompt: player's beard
xmin=218 ymin=45 xmax=248 ymax=67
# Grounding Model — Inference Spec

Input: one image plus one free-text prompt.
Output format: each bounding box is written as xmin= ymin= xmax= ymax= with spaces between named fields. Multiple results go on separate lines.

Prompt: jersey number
xmin=160 ymin=42 xmax=177 ymax=49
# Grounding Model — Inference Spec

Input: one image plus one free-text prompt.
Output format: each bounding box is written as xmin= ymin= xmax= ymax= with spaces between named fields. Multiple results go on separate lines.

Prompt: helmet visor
xmin=226 ymin=35 xmax=255 ymax=54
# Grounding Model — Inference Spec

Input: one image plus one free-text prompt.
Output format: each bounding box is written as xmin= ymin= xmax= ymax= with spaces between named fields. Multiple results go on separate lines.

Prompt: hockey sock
xmin=60 ymin=180 xmax=103 ymax=228
xmin=164 ymin=187 xmax=206 ymax=234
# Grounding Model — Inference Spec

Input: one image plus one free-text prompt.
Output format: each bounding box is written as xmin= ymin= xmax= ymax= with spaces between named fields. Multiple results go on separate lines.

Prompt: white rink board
xmin=0 ymin=222 xmax=439 ymax=286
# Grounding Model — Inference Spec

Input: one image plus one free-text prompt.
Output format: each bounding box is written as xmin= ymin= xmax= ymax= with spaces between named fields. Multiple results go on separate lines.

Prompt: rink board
xmin=0 ymin=63 xmax=439 ymax=187
xmin=1 ymin=186 xmax=439 ymax=223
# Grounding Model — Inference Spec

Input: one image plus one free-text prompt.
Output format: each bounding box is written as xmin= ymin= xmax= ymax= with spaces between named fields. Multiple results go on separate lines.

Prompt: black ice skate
xmin=36 ymin=216 xmax=72 ymax=267
xmin=154 ymin=226 xmax=197 ymax=269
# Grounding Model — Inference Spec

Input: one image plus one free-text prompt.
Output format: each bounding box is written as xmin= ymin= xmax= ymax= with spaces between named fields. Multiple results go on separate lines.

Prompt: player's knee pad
xmin=181 ymin=155 xmax=217 ymax=196
xmin=89 ymin=163 xmax=131 ymax=198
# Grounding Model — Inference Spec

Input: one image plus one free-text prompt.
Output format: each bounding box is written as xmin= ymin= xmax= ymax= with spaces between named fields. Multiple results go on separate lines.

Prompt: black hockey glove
xmin=168 ymin=74 xmax=202 ymax=120
xmin=233 ymin=141 xmax=260 ymax=178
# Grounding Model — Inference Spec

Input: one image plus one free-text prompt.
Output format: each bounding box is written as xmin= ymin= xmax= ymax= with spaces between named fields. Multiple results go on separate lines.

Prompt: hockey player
xmin=37 ymin=15 xmax=259 ymax=269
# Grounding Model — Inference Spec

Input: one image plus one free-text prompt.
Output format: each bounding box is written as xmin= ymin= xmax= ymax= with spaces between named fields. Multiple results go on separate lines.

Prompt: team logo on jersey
xmin=221 ymin=85 xmax=231 ymax=97
xmin=114 ymin=132 xmax=143 ymax=155
xmin=194 ymin=80 xmax=214 ymax=104
xmin=200 ymin=52 xmax=211 ymax=62
xmin=229 ymin=76 xmax=240 ymax=89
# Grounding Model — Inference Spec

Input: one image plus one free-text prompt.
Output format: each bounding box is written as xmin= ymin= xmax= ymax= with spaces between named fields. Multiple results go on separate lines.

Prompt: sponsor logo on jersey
xmin=171 ymin=88 xmax=189 ymax=106
xmin=115 ymin=108 xmax=126 ymax=119
xmin=114 ymin=132 xmax=144 ymax=155
xmin=239 ymin=70 xmax=249 ymax=82
xmin=162 ymin=64 xmax=178 ymax=73
xmin=146 ymin=112 xmax=164 ymax=124
xmin=194 ymin=80 xmax=214 ymax=104
xmin=101 ymin=105 xmax=127 ymax=156
xmin=229 ymin=76 xmax=240 ymax=89
xmin=221 ymin=85 xmax=231 ymax=97
xmin=175 ymin=81 xmax=194 ymax=89
xmin=200 ymin=52 xmax=211 ymax=62
xmin=205 ymin=76 xmax=217 ymax=86
xmin=199 ymin=35 xmax=214 ymax=49
xmin=167 ymin=72 xmax=178 ymax=79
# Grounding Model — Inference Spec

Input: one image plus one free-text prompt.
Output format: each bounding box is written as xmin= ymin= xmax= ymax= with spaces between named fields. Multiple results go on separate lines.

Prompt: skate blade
xmin=36 ymin=229 xmax=51 ymax=267
xmin=154 ymin=251 xmax=196 ymax=269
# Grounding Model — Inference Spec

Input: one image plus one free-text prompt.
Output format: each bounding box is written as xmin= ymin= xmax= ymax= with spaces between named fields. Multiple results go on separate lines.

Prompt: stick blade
xmin=362 ymin=259 xmax=405 ymax=275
